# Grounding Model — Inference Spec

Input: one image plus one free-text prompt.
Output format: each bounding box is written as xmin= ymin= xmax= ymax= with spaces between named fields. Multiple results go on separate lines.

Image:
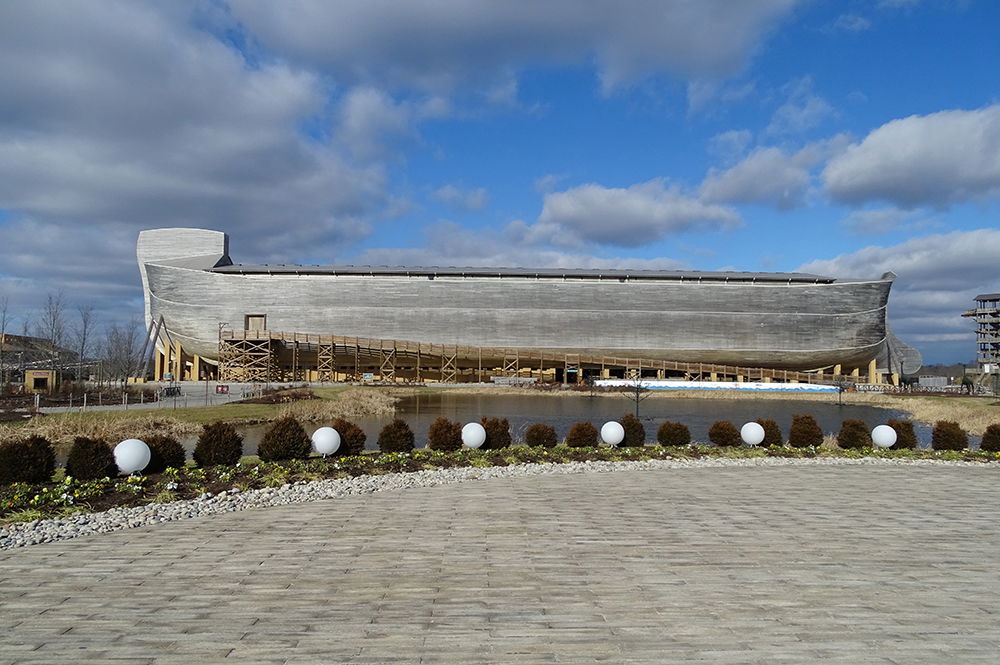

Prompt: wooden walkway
xmin=218 ymin=329 xmax=856 ymax=385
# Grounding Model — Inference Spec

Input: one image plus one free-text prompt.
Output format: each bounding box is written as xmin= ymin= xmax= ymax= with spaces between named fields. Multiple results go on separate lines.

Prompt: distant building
xmin=963 ymin=293 xmax=1000 ymax=373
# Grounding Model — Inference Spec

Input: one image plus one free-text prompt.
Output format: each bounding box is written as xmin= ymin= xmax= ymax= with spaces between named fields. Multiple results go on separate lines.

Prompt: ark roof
xmin=209 ymin=264 xmax=836 ymax=283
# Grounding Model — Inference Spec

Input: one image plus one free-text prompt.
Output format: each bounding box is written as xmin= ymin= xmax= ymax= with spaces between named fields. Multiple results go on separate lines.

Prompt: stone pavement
xmin=1 ymin=465 xmax=998 ymax=664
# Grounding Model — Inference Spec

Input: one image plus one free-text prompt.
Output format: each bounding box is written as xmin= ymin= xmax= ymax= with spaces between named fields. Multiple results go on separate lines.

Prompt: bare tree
xmin=622 ymin=370 xmax=652 ymax=417
xmin=71 ymin=304 xmax=96 ymax=382
xmin=18 ymin=314 xmax=31 ymax=374
xmin=0 ymin=295 xmax=9 ymax=387
xmin=36 ymin=292 xmax=67 ymax=369
xmin=100 ymin=317 xmax=142 ymax=388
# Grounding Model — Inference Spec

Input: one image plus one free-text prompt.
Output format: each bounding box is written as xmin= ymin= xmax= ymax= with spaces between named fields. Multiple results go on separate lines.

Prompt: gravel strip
xmin=2 ymin=456 xmax=998 ymax=550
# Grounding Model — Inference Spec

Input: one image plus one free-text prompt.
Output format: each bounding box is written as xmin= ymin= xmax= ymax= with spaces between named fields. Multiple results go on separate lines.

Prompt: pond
xmin=182 ymin=392 xmax=941 ymax=455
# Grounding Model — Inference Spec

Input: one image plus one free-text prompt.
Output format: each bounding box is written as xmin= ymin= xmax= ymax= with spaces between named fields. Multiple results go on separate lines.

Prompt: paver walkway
xmin=1 ymin=465 xmax=998 ymax=664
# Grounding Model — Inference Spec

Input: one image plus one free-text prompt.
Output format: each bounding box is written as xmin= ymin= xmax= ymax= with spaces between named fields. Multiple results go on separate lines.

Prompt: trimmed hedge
xmin=427 ymin=417 xmax=463 ymax=452
xmin=258 ymin=416 xmax=311 ymax=462
xmin=657 ymin=421 xmax=690 ymax=446
xmin=565 ymin=421 xmax=598 ymax=447
xmin=0 ymin=436 xmax=56 ymax=484
xmin=378 ymin=419 xmax=415 ymax=453
xmin=756 ymin=418 xmax=783 ymax=446
xmin=65 ymin=437 xmax=117 ymax=480
xmin=931 ymin=420 xmax=968 ymax=451
xmin=887 ymin=418 xmax=918 ymax=450
xmin=480 ymin=417 xmax=512 ymax=450
xmin=145 ymin=434 xmax=186 ymax=474
xmin=620 ymin=414 xmax=646 ymax=447
xmin=331 ymin=418 xmax=366 ymax=456
xmin=837 ymin=419 xmax=872 ymax=450
xmin=525 ymin=423 xmax=558 ymax=448
xmin=788 ymin=414 xmax=823 ymax=448
xmin=708 ymin=421 xmax=741 ymax=446
xmin=193 ymin=422 xmax=244 ymax=467
xmin=980 ymin=423 xmax=1000 ymax=453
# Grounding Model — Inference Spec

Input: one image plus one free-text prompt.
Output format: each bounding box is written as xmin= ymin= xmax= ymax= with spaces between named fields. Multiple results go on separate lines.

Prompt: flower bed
xmin=2 ymin=444 xmax=997 ymax=523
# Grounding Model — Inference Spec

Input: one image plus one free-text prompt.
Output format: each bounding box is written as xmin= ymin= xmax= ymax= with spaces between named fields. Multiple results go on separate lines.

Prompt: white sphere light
xmin=740 ymin=422 xmax=766 ymax=447
xmin=461 ymin=423 xmax=487 ymax=449
xmin=601 ymin=421 xmax=625 ymax=446
xmin=872 ymin=425 xmax=897 ymax=448
xmin=114 ymin=438 xmax=151 ymax=475
xmin=312 ymin=427 xmax=341 ymax=456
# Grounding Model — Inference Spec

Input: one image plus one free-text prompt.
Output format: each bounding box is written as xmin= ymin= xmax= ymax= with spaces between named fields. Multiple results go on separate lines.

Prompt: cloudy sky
xmin=1 ymin=0 xmax=998 ymax=365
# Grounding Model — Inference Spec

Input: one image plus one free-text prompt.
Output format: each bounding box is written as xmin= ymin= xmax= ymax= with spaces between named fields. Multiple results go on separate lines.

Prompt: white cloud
xmin=699 ymin=136 xmax=848 ymax=209
xmin=336 ymin=86 xmax=450 ymax=161
xmin=512 ymin=179 xmax=741 ymax=248
xmin=0 ymin=1 xmax=392 ymax=243
xmin=765 ymin=77 xmax=835 ymax=135
xmin=831 ymin=14 xmax=873 ymax=32
xmin=707 ymin=130 xmax=754 ymax=165
xmin=431 ymin=184 xmax=489 ymax=211
xmin=822 ymin=105 xmax=1000 ymax=208
xmin=534 ymin=174 xmax=567 ymax=194
xmin=354 ymin=221 xmax=688 ymax=270
xmin=227 ymin=0 xmax=801 ymax=93
xmin=798 ymin=229 xmax=1000 ymax=363
xmin=840 ymin=207 xmax=941 ymax=235
xmin=686 ymin=79 xmax=756 ymax=114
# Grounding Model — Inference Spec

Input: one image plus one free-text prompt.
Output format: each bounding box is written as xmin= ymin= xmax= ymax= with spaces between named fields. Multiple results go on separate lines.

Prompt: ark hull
xmin=138 ymin=228 xmax=904 ymax=373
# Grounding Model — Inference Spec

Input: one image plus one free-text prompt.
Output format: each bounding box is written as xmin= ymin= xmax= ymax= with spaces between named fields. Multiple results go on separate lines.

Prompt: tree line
xmin=0 ymin=293 xmax=144 ymax=388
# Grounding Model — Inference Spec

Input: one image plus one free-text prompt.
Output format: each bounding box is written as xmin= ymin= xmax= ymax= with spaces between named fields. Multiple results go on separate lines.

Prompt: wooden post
xmin=173 ymin=339 xmax=183 ymax=380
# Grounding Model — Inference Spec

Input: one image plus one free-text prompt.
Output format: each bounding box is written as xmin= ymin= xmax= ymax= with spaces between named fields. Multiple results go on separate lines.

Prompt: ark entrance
xmin=244 ymin=314 xmax=266 ymax=331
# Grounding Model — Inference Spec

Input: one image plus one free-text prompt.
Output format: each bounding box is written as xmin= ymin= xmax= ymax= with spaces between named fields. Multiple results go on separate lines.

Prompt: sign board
xmin=215 ymin=385 xmax=230 ymax=394
xmin=362 ymin=373 xmax=375 ymax=381
xmin=855 ymin=383 xmax=886 ymax=393
xmin=490 ymin=376 xmax=538 ymax=385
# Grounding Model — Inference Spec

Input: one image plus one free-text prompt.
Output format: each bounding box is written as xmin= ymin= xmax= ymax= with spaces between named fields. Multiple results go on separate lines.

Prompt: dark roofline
xmin=975 ymin=293 xmax=1000 ymax=301
xmin=209 ymin=263 xmax=837 ymax=283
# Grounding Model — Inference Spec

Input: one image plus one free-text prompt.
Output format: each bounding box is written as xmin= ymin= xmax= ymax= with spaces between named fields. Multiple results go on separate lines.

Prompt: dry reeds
xmin=0 ymin=415 xmax=201 ymax=454
xmin=279 ymin=389 xmax=397 ymax=421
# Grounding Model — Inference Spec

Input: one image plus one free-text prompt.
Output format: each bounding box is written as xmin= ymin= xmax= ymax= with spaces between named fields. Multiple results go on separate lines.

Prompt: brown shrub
xmin=378 ymin=419 xmax=414 ymax=453
xmin=193 ymin=422 xmax=243 ymax=467
xmin=565 ymin=422 xmax=598 ymax=447
xmin=980 ymin=423 xmax=1000 ymax=453
xmin=0 ymin=436 xmax=56 ymax=484
xmin=258 ymin=416 xmax=311 ymax=461
xmin=836 ymin=419 xmax=872 ymax=450
xmin=480 ymin=417 xmax=512 ymax=450
xmin=331 ymin=418 xmax=366 ymax=456
xmin=931 ymin=420 xmax=968 ymax=451
xmin=656 ymin=421 xmax=690 ymax=446
xmin=756 ymin=418 xmax=783 ymax=446
xmin=788 ymin=414 xmax=823 ymax=448
xmin=427 ymin=417 xmax=462 ymax=452
xmin=65 ymin=436 xmax=117 ymax=479
xmin=619 ymin=414 xmax=646 ymax=447
xmin=144 ymin=434 xmax=186 ymax=474
xmin=708 ymin=421 xmax=741 ymax=446
xmin=887 ymin=418 xmax=918 ymax=450
xmin=525 ymin=423 xmax=558 ymax=448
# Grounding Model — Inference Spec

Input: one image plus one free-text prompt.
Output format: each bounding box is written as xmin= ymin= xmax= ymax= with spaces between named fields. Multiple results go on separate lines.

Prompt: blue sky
xmin=1 ymin=0 xmax=999 ymax=365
